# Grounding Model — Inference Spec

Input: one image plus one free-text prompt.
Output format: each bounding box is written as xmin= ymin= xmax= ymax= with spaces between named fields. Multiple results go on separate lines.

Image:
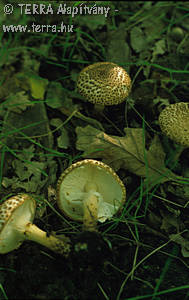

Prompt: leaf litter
xmin=76 ymin=125 xmax=186 ymax=191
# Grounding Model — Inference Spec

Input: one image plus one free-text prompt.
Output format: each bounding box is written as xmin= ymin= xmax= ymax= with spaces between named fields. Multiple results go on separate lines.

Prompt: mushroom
xmin=158 ymin=102 xmax=189 ymax=159
xmin=158 ymin=102 xmax=189 ymax=147
xmin=76 ymin=62 xmax=131 ymax=112
xmin=56 ymin=159 xmax=126 ymax=232
xmin=0 ymin=194 xmax=71 ymax=256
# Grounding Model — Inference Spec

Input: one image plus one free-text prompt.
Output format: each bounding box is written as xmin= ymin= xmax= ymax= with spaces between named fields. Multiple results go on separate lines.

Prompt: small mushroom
xmin=0 ymin=194 xmax=71 ymax=256
xmin=76 ymin=62 xmax=131 ymax=112
xmin=56 ymin=159 xmax=126 ymax=232
xmin=158 ymin=102 xmax=189 ymax=158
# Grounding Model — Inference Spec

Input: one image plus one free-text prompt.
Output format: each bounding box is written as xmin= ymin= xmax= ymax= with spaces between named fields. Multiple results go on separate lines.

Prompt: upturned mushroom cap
xmin=0 ymin=194 xmax=36 ymax=253
xmin=0 ymin=194 xmax=71 ymax=256
xmin=77 ymin=62 xmax=131 ymax=106
xmin=56 ymin=159 xmax=126 ymax=227
xmin=158 ymin=102 xmax=189 ymax=147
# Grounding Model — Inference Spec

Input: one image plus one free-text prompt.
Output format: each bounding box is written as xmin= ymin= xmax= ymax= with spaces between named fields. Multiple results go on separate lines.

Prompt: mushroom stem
xmin=83 ymin=182 xmax=99 ymax=232
xmin=24 ymin=223 xmax=71 ymax=257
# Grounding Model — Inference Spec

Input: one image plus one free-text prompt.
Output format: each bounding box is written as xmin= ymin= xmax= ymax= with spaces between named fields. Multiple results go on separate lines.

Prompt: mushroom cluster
xmin=0 ymin=160 xmax=126 ymax=254
xmin=77 ymin=62 xmax=131 ymax=111
xmin=1 ymin=62 xmax=130 ymax=255
xmin=56 ymin=159 xmax=126 ymax=232
xmin=0 ymin=194 xmax=71 ymax=256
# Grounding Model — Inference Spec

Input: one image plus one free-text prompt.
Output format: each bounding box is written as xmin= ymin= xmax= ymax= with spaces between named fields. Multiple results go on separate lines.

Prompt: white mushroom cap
xmin=0 ymin=194 xmax=35 ymax=253
xmin=77 ymin=62 xmax=131 ymax=106
xmin=0 ymin=194 xmax=71 ymax=256
xmin=56 ymin=159 xmax=126 ymax=227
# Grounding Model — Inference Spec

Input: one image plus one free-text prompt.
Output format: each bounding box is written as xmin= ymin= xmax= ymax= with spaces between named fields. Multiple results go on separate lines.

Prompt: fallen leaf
xmin=15 ymin=72 xmax=48 ymax=100
xmin=130 ymin=26 xmax=147 ymax=53
xmin=46 ymin=82 xmax=68 ymax=109
xmin=160 ymin=209 xmax=180 ymax=233
xmin=4 ymin=91 xmax=34 ymax=113
xmin=106 ymin=23 xmax=130 ymax=66
xmin=76 ymin=125 xmax=182 ymax=190
xmin=169 ymin=233 xmax=189 ymax=257
xmin=50 ymin=118 xmax=70 ymax=149
xmin=152 ymin=39 xmax=166 ymax=61
xmin=76 ymin=14 xmax=106 ymax=31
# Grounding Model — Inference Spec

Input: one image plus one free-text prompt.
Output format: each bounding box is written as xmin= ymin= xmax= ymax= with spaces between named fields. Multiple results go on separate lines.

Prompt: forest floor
xmin=0 ymin=1 xmax=189 ymax=300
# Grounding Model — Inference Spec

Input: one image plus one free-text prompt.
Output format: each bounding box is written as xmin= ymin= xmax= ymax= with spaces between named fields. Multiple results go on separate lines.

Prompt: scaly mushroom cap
xmin=158 ymin=102 xmax=189 ymax=147
xmin=77 ymin=62 xmax=131 ymax=105
xmin=56 ymin=159 xmax=126 ymax=223
xmin=0 ymin=194 xmax=36 ymax=253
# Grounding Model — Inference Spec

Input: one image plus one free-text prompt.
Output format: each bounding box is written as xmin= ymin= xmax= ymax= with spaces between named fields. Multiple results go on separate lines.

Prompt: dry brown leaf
xmin=76 ymin=125 xmax=181 ymax=190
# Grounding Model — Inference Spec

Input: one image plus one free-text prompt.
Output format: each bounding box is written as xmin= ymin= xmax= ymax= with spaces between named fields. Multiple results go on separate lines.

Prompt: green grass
xmin=0 ymin=284 xmax=8 ymax=300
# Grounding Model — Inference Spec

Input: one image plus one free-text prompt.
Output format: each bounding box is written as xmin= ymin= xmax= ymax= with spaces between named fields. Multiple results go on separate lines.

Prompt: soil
xmin=0 ymin=1 xmax=189 ymax=300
